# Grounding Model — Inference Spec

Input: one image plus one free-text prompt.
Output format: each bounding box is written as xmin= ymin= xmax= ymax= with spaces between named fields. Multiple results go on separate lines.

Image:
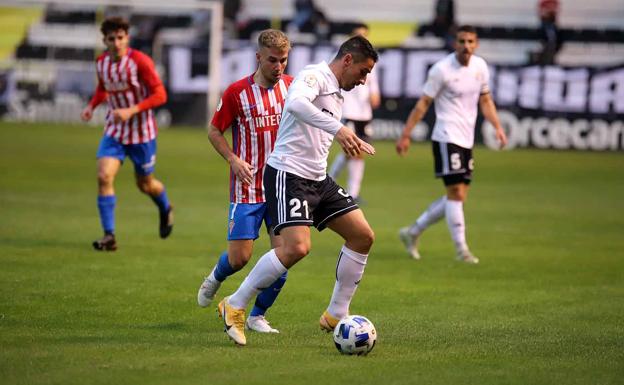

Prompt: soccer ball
xmin=333 ymin=315 xmax=377 ymax=355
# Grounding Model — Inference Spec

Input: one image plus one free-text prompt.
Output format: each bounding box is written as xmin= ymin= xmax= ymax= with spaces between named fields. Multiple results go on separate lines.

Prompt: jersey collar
xmin=108 ymin=48 xmax=132 ymax=62
xmin=319 ymin=61 xmax=341 ymax=95
xmin=248 ymin=72 xmax=280 ymax=90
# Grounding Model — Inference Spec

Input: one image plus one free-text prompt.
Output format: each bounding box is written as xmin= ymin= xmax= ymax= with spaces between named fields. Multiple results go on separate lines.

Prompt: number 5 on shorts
xmin=450 ymin=153 xmax=461 ymax=170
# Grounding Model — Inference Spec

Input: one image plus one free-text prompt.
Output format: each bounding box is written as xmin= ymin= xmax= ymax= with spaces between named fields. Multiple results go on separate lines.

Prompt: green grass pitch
xmin=1 ymin=122 xmax=622 ymax=385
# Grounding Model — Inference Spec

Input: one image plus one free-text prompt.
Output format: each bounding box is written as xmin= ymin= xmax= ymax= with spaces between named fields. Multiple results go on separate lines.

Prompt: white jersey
xmin=423 ymin=53 xmax=490 ymax=149
xmin=342 ymin=68 xmax=379 ymax=122
xmin=268 ymin=61 xmax=344 ymax=181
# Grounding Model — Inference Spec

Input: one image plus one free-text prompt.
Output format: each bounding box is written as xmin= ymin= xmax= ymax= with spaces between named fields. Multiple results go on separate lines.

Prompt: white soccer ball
xmin=333 ymin=315 xmax=377 ymax=355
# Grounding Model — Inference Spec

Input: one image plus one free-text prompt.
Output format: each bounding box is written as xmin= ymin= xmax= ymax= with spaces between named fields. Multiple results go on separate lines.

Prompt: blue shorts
xmin=227 ymin=202 xmax=272 ymax=241
xmin=96 ymin=136 xmax=157 ymax=176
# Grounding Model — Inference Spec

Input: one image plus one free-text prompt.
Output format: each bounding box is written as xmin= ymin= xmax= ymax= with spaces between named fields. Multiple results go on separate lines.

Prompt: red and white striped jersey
xmin=212 ymin=74 xmax=293 ymax=203
xmin=92 ymin=49 xmax=164 ymax=145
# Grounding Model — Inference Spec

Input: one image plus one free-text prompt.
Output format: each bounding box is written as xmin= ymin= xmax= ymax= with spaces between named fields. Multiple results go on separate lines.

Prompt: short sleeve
xmin=422 ymin=64 xmax=444 ymax=98
xmin=480 ymin=61 xmax=491 ymax=95
xmin=211 ymin=87 xmax=238 ymax=132
xmin=367 ymin=68 xmax=380 ymax=96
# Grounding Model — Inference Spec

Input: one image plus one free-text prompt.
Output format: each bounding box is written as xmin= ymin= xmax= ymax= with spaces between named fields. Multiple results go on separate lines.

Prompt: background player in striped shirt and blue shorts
xmin=197 ymin=30 xmax=292 ymax=334
xmin=80 ymin=17 xmax=173 ymax=251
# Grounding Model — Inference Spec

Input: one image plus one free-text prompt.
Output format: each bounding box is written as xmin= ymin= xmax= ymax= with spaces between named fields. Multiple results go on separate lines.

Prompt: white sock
xmin=327 ymin=246 xmax=368 ymax=319
xmin=347 ymin=158 xmax=365 ymax=198
xmin=328 ymin=153 xmax=347 ymax=179
xmin=409 ymin=196 xmax=446 ymax=236
xmin=445 ymin=199 xmax=468 ymax=253
xmin=228 ymin=249 xmax=287 ymax=309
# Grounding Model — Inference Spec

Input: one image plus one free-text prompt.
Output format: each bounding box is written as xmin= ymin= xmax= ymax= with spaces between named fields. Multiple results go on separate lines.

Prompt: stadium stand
xmin=243 ymin=0 xmax=624 ymax=28
xmin=243 ymin=0 xmax=624 ymax=65
xmin=44 ymin=6 xmax=95 ymax=24
xmin=3 ymin=0 xmax=623 ymax=126
xmin=10 ymin=0 xmax=624 ymax=66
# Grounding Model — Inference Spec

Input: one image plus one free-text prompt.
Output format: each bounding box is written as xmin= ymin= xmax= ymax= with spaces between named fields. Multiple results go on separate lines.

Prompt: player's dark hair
xmin=334 ymin=35 xmax=378 ymax=63
xmin=100 ymin=17 xmax=130 ymax=36
xmin=456 ymin=25 xmax=478 ymax=37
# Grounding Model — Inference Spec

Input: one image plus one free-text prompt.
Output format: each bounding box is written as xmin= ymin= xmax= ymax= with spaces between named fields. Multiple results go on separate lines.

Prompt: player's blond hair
xmin=257 ymin=29 xmax=291 ymax=52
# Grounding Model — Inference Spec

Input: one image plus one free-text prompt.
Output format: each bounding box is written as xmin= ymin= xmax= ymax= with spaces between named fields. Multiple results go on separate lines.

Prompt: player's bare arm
xmin=396 ymin=95 xmax=433 ymax=156
xmin=479 ymin=92 xmax=508 ymax=148
xmin=370 ymin=91 xmax=381 ymax=110
xmin=208 ymin=125 xmax=253 ymax=185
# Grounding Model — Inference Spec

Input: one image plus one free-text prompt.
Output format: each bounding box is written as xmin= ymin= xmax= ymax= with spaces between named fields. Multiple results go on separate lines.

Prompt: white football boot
xmin=197 ymin=273 xmax=221 ymax=307
xmin=456 ymin=249 xmax=479 ymax=264
xmin=246 ymin=315 xmax=279 ymax=333
xmin=399 ymin=227 xmax=421 ymax=260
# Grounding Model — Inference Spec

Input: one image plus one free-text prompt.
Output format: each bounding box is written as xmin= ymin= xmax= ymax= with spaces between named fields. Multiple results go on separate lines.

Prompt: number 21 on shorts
xmin=290 ymin=198 xmax=310 ymax=219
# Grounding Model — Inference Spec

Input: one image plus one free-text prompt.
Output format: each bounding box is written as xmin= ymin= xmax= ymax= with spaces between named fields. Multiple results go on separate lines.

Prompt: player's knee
xmin=347 ymin=226 xmax=374 ymax=253
xmin=284 ymin=242 xmax=310 ymax=261
xmin=359 ymin=227 xmax=375 ymax=250
xmin=97 ymin=171 xmax=114 ymax=187
xmin=446 ymin=186 xmax=465 ymax=201
xmin=136 ymin=178 xmax=152 ymax=194
xmin=347 ymin=226 xmax=375 ymax=254
xmin=228 ymin=251 xmax=251 ymax=270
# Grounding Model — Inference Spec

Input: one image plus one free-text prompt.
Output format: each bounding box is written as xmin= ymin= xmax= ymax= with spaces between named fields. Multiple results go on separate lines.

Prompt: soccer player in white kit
xmin=328 ymin=24 xmax=381 ymax=203
xmin=217 ymin=35 xmax=378 ymax=346
xmin=396 ymin=25 xmax=508 ymax=264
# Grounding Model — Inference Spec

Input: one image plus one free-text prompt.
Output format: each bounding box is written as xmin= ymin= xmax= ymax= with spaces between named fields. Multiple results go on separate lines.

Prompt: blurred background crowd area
xmin=3 ymin=0 xmax=623 ymax=66
xmin=0 ymin=0 xmax=623 ymax=151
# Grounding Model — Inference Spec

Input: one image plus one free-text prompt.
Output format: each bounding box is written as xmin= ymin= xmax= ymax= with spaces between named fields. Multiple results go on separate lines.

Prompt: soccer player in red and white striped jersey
xmin=211 ymin=66 xmax=291 ymax=204
xmin=81 ymin=17 xmax=173 ymax=251
xmin=197 ymin=30 xmax=292 ymax=334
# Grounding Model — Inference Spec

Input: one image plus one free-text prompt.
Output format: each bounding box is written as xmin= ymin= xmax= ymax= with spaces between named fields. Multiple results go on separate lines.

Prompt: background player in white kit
xmin=328 ymin=24 xmax=380 ymax=203
xmin=217 ymin=35 xmax=378 ymax=346
xmin=396 ymin=25 xmax=508 ymax=264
